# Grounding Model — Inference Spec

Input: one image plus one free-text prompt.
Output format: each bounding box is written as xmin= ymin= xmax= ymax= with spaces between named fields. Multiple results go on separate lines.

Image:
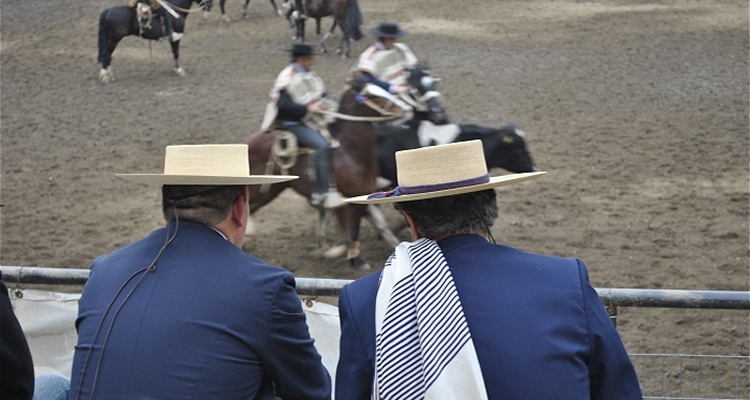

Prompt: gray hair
xmin=393 ymin=189 xmax=498 ymax=240
xmin=161 ymin=185 xmax=246 ymax=226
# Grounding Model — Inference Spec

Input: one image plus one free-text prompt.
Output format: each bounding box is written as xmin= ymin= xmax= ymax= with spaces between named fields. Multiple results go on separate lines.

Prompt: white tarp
xmin=9 ymin=289 xmax=342 ymax=388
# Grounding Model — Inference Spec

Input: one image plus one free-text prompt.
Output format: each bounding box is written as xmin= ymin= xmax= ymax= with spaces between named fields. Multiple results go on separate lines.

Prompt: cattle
xmin=377 ymin=120 xmax=538 ymax=186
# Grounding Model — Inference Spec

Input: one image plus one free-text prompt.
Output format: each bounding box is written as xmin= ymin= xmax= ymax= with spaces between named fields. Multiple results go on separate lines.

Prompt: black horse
xmin=97 ymin=0 xmax=211 ymax=82
xmin=290 ymin=0 xmax=363 ymax=57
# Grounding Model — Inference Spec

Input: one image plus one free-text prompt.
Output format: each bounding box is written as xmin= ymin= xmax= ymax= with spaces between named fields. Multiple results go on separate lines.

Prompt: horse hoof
xmin=202 ymin=11 xmax=209 ymax=20
xmin=276 ymin=9 xmax=284 ymax=16
xmin=174 ymin=67 xmax=186 ymax=77
xmin=221 ymin=14 xmax=231 ymax=23
xmin=322 ymin=244 xmax=347 ymax=260
xmin=99 ymin=68 xmax=114 ymax=83
xmin=349 ymin=257 xmax=371 ymax=271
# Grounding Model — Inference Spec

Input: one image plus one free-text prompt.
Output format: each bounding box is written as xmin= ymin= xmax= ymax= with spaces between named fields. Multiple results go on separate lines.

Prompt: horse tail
xmin=97 ymin=9 xmax=110 ymax=65
xmin=345 ymin=0 xmax=363 ymax=41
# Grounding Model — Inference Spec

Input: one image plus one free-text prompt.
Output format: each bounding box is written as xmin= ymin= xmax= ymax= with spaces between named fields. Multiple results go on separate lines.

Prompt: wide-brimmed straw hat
xmin=116 ymin=144 xmax=297 ymax=185
xmin=345 ymin=140 xmax=546 ymax=204
xmin=370 ymin=21 xmax=407 ymax=38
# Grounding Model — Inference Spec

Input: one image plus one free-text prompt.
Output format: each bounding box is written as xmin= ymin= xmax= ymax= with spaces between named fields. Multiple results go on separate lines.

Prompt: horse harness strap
xmin=400 ymin=90 xmax=441 ymax=112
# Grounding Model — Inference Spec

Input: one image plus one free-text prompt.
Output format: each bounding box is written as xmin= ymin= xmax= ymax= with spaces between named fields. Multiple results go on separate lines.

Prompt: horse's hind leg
xmin=317 ymin=207 xmax=333 ymax=250
xmin=243 ymin=0 xmax=252 ymax=18
xmin=316 ymin=19 xmax=327 ymax=53
xmin=219 ymin=0 xmax=231 ymax=22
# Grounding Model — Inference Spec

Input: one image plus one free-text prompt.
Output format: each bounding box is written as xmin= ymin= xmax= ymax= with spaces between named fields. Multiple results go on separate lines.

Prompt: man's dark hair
xmin=393 ymin=189 xmax=498 ymax=240
xmin=161 ymin=185 xmax=246 ymax=226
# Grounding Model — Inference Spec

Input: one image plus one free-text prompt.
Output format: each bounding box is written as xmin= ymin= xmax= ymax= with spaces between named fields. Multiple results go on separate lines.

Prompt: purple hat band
xmin=367 ymin=174 xmax=490 ymax=199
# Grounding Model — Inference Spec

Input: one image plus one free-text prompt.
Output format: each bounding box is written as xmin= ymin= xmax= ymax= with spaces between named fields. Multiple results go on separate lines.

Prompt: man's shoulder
xmin=343 ymin=270 xmax=380 ymax=295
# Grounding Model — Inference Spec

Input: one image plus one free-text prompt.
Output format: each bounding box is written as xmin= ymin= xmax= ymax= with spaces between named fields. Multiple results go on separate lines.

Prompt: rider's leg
xmin=287 ymin=124 xmax=331 ymax=200
xmin=155 ymin=7 xmax=182 ymax=41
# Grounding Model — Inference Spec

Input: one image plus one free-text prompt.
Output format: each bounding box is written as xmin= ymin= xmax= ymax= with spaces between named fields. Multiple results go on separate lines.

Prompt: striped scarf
xmin=372 ymin=238 xmax=488 ymax=400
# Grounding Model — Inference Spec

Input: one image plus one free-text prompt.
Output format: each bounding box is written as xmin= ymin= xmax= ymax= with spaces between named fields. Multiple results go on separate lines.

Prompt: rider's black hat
xmin=289 ymin=44 xmax=318 ymax=57
xmin=370 ymin=21 xmax=407 ymax=38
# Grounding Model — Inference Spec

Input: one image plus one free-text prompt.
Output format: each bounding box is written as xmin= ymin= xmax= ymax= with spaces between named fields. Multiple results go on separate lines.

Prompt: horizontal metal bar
xmin=2 ymin=266 xmax=749 ymax=309
xmin=595 ymin=288 xmax=750 ymax=310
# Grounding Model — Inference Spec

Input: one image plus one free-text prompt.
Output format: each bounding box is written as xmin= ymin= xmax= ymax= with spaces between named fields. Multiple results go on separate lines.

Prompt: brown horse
xmin=245 ymin=76 xmax=410 ymax=270
xmin=291 ymin=0 xmax=363 ymax=57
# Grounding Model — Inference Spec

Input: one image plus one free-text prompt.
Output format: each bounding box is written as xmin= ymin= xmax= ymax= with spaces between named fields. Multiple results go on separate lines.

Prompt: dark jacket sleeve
xmin=335 ymin=281 xmax=377 ymax=400
xmin=0 ymin=279 xmax=35 ymax=400
xmin=578 ymin=261 xmax=643 ymax=400
xmin=276 ymin=90 xmax=309 ymax=122
xmin=260 ymin=272 xmax=331 ymax=400
xmin=360 ymin=71 xmax=391 ymax=92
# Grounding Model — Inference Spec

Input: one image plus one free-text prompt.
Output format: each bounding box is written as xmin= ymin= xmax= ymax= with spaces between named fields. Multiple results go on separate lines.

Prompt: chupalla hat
xmin=345 ymin=140 xmax=545 ymax=204
xmin=116 ymin=144 xmax=297 ymax=185
xmin=289 ymin=43 xmax=318 ymax=57
xmin=370 ymin=21 xmax=407 ymax=38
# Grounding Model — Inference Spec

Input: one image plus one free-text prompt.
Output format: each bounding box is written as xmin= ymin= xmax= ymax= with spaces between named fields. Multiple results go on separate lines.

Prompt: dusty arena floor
xmin=1 ymin=0 xmax=748 ymax=365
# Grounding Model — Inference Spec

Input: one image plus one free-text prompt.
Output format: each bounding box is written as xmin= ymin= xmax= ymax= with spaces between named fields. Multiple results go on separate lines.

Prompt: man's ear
xmin=402 ymin=211 xmax=421 ymax=240
xmin=230 ymin=194 xmax=247 ymax=229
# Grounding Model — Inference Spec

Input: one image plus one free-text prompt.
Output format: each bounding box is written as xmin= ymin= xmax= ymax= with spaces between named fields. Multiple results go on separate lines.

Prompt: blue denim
xmin=32 ymin=374 xmax=70 ymax=400
xmin=285 ymin=123 xmax=330 ymax=194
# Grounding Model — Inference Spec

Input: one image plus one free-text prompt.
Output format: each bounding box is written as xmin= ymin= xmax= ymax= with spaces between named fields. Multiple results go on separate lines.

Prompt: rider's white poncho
xmin=356 ymin=42 xmax=418 ymax=86
xmin=261 ymin=64 xmax=327 ymax=132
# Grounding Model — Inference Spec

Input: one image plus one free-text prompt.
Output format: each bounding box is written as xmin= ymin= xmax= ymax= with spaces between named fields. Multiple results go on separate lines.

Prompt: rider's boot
xmin=157 ymin=8 xmax=182 ymax=42
xmin=309 ymin=148 xmax=342 ymax=209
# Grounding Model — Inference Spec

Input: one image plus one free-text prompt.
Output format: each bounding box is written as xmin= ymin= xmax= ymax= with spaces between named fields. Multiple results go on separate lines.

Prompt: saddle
xmin=259 ymin=129 xmax=339 ymax=197
xmin=129 ymin=1 xmax=170 ymax=39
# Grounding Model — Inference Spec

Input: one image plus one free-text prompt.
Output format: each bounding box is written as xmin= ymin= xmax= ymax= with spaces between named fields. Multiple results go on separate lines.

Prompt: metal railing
xmin=2 ymin=265 xmax=749 ymax=399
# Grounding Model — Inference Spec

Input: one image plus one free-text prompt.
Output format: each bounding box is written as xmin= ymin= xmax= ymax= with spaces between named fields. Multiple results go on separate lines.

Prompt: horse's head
xmin=343 ymin=71 xmax=413 ymax=121
xmin=405 ymin=62 xmax=450 ymax=125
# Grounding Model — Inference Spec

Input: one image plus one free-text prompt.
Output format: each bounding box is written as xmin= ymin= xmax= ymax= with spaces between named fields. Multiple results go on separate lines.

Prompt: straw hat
xmin=345 ymin=140 xmax=546 ymax=204
xmin=116 ymin=144 xmax=297 ymax=185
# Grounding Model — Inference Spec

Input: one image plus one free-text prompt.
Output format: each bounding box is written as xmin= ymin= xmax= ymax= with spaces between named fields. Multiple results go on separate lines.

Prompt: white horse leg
xmin=366 ymin=204 xmax=401 ymax=247
xmin=174 ymin=66 xmax=186 ymax=76
xmin=317 ymin=207 xmax=333 ymax=249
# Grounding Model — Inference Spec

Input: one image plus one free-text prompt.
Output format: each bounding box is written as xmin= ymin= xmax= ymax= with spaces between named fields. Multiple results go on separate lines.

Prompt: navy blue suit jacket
xmin=69 ymin=221 xmax=330 ymax=400
xmin=336 ymin=235 xmax=641 ymax=399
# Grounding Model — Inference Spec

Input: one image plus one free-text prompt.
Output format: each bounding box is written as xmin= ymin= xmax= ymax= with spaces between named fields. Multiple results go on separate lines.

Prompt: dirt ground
xmin=1 ymin=0 xmax=748 ymax=364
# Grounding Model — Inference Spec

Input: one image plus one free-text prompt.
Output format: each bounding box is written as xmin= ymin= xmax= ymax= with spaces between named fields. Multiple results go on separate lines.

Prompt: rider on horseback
xmin=127 ymin=0 xmax=183 ymax=42
xmin=356 ymin=21 xmax=418 ymax=96
xmin=261 ymin=44 xmax=338 ymax=208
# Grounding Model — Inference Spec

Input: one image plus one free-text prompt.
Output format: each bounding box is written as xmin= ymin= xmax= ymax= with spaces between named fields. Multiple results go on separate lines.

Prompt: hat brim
xmin=115 ymin=174 xmax=298 ymax=185
xmin=370 ymin=28 xmax=407 ymax=38
xmin=345 ymin=171 xmax=546 ymax=204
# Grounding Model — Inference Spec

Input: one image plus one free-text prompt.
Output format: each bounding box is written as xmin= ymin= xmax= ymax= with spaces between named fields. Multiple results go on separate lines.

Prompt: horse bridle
xmin=319 ymin=85 xmax=410 ymax=122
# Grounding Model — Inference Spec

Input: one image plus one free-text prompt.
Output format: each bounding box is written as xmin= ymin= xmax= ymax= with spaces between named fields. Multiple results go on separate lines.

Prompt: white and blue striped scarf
xmin=372 ymin=238 xmax=488 ymax=400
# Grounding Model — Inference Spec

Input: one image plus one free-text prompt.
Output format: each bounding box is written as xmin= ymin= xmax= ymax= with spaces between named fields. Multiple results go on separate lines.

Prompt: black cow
xmin=377 ymin=122 xmax=538 ymax=186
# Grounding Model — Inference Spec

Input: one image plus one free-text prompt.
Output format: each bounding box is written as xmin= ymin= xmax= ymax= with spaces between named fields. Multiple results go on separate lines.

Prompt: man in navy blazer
xmin=66 ymin=144 xmax=331 ymax=400
xmin=336 ymin=140 xmax=641 ymax=399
